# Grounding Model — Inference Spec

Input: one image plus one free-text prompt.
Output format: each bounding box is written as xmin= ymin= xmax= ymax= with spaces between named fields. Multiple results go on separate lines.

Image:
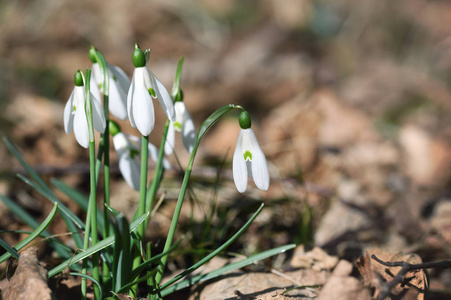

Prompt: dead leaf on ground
xmin=356 ymin=248 xmax=428 ymax=300
xmin=2 ymin=247 xmax=53 ymax=300
xmin=317 ymin=260 xmax=371 ymax=300
xmin=290 ymin=245 xmax=338 ymax=271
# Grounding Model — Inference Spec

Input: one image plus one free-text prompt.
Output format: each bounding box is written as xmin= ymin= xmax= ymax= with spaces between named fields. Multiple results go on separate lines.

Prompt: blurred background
xmin=1 ymin=0 xmax=451 ymax=297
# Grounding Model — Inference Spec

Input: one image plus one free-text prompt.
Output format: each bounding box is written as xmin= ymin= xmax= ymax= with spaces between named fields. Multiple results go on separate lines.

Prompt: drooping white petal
xmin=109 ymin=64 xmax=131 ymax=92
xmin=127 ymin=69 xmax=137 ymax=128
xmin=148 ymin=69 xmax=176 ymax=122
xmin=128 ymin=68 xmax=155 ymax=136
xmin=114 ymin=133 xmax=140 ymax=190
xmin=132 ymin=70 xmax=155 ymax=136
xmin=109 ymin=77 xmax=128 ymax=120
xmin=246 ymin=129 xmax=269 ymax=191
xmin=91 ymin=63 xmax=104 ymax=89
xmin=165 ymin=121 xmax=175 ymax=155
xmin=64 ymin=88 xmax=75 ymax=134
xmin=108 ymin=64 xmax=129 ymax=120
xmin=118 ymin=153 xmax=141 ymax=190
xmin=148 ymin=142 xmax=171 ymax=170
xmin=180 ymin=105 xmax=196 ymax=154
xmin=90 ymin=93 xmax=106 ymax=134
xmin=90 ymin=72 xmax=102 ymax=105
xmin=233 ymin=130 xmax=248 ymax=193
xmin=73 ymin=88 xmax=89 ymax=148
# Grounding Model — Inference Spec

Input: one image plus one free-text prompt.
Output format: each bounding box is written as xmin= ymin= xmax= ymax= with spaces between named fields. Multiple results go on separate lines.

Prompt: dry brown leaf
xmin=356 ymin=248 xmax=428 ymax=300
xmin=317 ymin=260 xmax=371 ymax=300
xmin=2 ymin=247 xmax=53 ymax=300
xmin=290 ymin=245 xmax=338 ymax=271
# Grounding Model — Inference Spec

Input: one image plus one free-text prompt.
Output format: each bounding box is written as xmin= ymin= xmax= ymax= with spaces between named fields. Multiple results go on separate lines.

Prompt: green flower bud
xmin=89 ymin=46 xmax=97 ymax=63
xmin=109 ymin=120 xmax=121 ymax=136
xmin=74 ymin=70 xmax=84 ymax=87
xmin=132 ymin=43 xmax=146 ymax=68
xmin=175 ymin=89 xmax=184 ymax=102
xmin=239 ymin=111 xmax=252 ymax=129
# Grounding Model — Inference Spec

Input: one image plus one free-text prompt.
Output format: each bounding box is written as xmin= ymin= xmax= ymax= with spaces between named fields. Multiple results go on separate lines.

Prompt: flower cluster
xmin=64 ymin=45 xmax=270 ymax=193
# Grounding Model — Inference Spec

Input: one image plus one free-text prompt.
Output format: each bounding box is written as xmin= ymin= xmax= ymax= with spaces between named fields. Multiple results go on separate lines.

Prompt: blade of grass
xmin=161 ymin=244 xmax=296 ymax=296
xmin=70 ymin=272 xmax=103 ymax=300
xmin=0 ymin=202 xmax=58 ymax=263
xmin=0 ymin=195 xmax=73 ymax=259
xmin=158 ymin=203 xmax=264 ymax=291
xmin=48 ymin=212 xmax=149 ymax=278
xmin=0 ymin=238 xmax=19 ymax=260
xmin=51 ymin=178 xmax=106 ymax=230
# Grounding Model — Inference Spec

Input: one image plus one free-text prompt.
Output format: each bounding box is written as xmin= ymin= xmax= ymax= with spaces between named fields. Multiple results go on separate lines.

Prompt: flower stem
xmin=89 ymin=140 xmax=100 ymax=299
xmin=131 ymin=134 xmax=149 ymax=296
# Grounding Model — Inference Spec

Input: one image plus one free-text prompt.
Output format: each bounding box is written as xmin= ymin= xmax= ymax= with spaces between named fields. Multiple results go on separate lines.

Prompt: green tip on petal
xmin=239 ymin=111 xmax=252 ymax=129
xmin=148 ymin=87 xmax=156 ymax=98
xmin=130 ymin=148 xmax=139 ymax=159
xmin=74 ymin=70 xmax=84 ymax=87
xmin=89 ymin=46 xmax=97 ymax=63
xmin=133 ymin=44 xmax=146 ymax=68
xmin=243 ymin=150 xmax=252 ymax=161
xmin=109 ymin=120 xmax=121 ymax=136
xmin=175 ymin=89 xmax=184 ymax=102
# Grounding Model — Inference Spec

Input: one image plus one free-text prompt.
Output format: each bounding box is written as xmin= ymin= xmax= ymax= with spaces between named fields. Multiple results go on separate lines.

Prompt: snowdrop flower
xmin=64 ymin=70 xmax=106 ymax=148
xmin=127 ymin=44 xmax=176 ymax=136
xmin=110 ymin=121 xmax=171 ymax=191
xmin=89 ymin=46 xmax=130 ymax=120
xmin=165 ymin=90 xmax=196 ymax=155
xmin=233 ymin=111 xmax=269 ymax=193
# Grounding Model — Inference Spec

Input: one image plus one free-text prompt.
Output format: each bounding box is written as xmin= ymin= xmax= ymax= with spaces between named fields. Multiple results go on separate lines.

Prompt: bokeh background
xmin=1 ymin=0 xmax=451 ymax=298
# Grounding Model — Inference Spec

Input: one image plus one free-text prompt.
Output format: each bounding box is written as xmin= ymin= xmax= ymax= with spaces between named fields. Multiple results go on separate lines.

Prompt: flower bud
xmin=74 ymin=70 xmax=84 ymax=87
xmin=89 ymin=46 xmax=97 ymax=63
xmin=109 ymin=120 xmax=121 ymax=136
xmin=175 ymin=89 xmax=184 ymax=102
xmin=132 ymin=43 xmax=146 ymax=68
xmin=238 ymin=111 xmax=251 ymax=129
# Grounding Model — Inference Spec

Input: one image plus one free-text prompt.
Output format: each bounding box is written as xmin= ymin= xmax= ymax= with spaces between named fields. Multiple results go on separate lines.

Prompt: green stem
xmin=131 ymin=134 xmax=149 ymax=296
xmin=89 ymin=140 xmax=100 ymax=299
xmin=154 ymin=104 xmax=237 ymax=290
xmin=145 ymin=119 xmax=170 ymax=218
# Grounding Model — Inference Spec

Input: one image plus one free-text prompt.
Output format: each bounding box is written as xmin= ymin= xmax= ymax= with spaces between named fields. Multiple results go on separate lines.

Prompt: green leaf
xmin=51 ymin=178 xmax=105 ymax=230
xmin=171 ymin=56 xmax=184 ymax=99
xmin=0 ymin=202 xmax=58 ymax=264
xmin=0 ymin=195 xmax=73 ymax=259
xmin=161 ymin=244 xmax=296 ymax=296
xmin=197 ymin=104 xmax=235 ymax=144
xmin=48 ymin=212 xmax=150 ymax=278
xmin=112 ymin=214 xmax=132 ymax=292
xmin=159 ymin=203 xmax=264 ymax=291
xmin=0 ymin=238 xmax=19 ymax=260
xmin=18 ymin=174 xmax=85 ymax=232
xmin=3 ymin=137 xmax=83 ymax=249
xmin=70 ymin=272 xmax=103 ymax=300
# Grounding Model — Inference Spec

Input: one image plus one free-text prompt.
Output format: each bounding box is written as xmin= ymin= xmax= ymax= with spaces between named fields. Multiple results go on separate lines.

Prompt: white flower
xmin=90 ymin=63 xmax=130 ymax=120
xmin=233 ymin=128 xmax=269 ymax=193
xmin=127 ymin=67 xmax=176 ymax=136
xmin=165 ymin=102 xmax=196 ymax=155
xmin=113 ymin=132 xmax=171 ymax=190
xmin=64 ymin=86 xmax=106 ymax=148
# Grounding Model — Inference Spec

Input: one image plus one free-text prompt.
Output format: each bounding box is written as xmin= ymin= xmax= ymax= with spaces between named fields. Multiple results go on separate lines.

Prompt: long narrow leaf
xmin=18 ymin=175 xmax=85 ymax=230
xmin=70 ymin=272 xmax=103 ymax=300
xmin=159 ymin=203 xmax=264 ymax=291
xmin=0 ymin=238 xmax=19 ymax=260
xmin=0 ymin=195 xmax=73 ymax=259
xmin=51 ymin=178 xmax=105 ymax=229
xmin=3 ymin=137 xmax=51 ymax=193
xmin=0 ymin=202 xmax=58 ymax=263
xmin=160 ymin=244 xmax=296 ymax=296
xmin=4 ymin=138 xmax=84 ymax=249
xmin=48 ymin=212 xmax=150 ymax=278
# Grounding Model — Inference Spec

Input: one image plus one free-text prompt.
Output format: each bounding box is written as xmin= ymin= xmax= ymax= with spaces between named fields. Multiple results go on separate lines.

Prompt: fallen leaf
xmin=356 ymin=248 xmax=428 ymax=300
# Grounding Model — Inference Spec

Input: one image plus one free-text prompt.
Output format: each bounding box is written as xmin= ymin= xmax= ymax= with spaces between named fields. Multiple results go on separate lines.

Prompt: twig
xmin=371 ymin=254 xmax=451 ymax=300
